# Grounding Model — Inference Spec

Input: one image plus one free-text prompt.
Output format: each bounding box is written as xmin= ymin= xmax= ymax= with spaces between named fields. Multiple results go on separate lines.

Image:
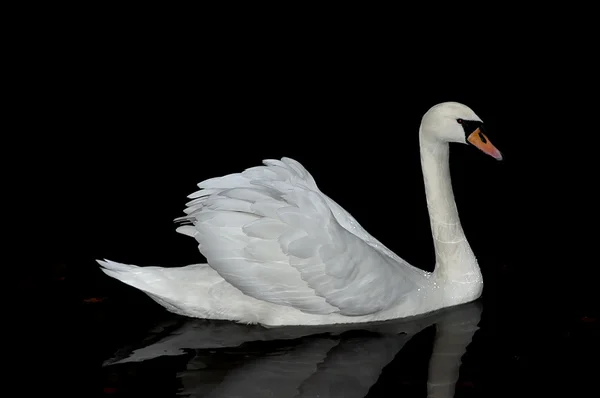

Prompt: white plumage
xmin=98 ymin=102 xmax=502 ymax=326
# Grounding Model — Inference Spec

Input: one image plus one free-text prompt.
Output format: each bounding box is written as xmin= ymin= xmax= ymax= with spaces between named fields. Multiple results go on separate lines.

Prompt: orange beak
xmin=467 ymin=128 xmax=503 ymax=160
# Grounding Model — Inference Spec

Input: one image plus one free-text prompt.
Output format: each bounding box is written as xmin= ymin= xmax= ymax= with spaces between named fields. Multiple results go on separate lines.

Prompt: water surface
xmin=100 ymin=302 xmax=483 ymax=397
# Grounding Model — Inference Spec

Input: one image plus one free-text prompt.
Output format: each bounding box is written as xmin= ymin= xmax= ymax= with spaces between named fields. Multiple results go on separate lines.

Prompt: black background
xmin=9 ymin=8 xmax=597 ymax=396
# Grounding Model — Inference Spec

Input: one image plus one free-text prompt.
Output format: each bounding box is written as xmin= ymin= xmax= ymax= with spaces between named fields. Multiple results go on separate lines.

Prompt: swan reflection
xmin=103 ymin=301 xmax=482 ymax=397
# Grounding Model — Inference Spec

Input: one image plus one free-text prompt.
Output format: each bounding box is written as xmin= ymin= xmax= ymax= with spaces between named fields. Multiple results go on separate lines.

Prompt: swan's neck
xmin=419 ymin=129 xmax=481 ymax=285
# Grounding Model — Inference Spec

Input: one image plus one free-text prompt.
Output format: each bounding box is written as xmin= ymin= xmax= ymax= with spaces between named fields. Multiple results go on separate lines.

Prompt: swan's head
xmin=420 ymin=101 xmax=502 ymax=160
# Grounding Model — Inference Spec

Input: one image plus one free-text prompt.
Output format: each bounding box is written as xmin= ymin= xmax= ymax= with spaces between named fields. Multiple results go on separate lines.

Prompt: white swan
xmin=98 ymin=101 xmax=502 ymax=327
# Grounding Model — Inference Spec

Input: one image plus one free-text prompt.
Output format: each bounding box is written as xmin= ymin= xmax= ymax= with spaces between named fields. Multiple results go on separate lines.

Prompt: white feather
xmin=177 ymin=158 xmax=425 ymax=317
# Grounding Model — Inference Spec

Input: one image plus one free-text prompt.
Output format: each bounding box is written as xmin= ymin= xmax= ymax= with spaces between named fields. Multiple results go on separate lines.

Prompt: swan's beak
xmin=467 ymin=128 xmax=503 ymax=160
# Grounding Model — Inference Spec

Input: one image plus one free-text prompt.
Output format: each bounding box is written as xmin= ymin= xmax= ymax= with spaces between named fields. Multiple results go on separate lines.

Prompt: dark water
xmin=100 ymin=302 xmax=482 ymax=397
xmin=18 ymin=267 xmax=596 ymax=397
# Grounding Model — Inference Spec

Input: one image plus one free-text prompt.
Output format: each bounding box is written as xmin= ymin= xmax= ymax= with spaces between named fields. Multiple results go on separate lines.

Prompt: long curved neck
xmin=419 ymin=128 xmax=481 ymax=284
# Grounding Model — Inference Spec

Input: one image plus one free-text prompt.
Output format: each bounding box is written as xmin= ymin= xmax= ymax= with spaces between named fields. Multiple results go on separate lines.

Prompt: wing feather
xmin=176 ymin=158 xmax=421 ymax=316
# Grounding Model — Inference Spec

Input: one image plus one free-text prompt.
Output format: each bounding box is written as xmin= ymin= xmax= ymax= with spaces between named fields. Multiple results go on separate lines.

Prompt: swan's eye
xmin=457 ymin=118 xmax=463 ymax=124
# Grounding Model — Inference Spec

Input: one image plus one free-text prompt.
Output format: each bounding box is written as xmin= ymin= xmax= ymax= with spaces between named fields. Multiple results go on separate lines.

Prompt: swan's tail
xmin=97 ymin=259 xmax=262 ymax=323
xmin=98 ymin=259 xmax=180 ymax=296
xmin=97 ymin=259 xmax=217 ymax=318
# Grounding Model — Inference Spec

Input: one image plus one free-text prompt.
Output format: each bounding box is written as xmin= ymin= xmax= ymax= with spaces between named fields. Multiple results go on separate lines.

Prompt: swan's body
xmin=99 ymin=102 xmax=502 ymax=327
